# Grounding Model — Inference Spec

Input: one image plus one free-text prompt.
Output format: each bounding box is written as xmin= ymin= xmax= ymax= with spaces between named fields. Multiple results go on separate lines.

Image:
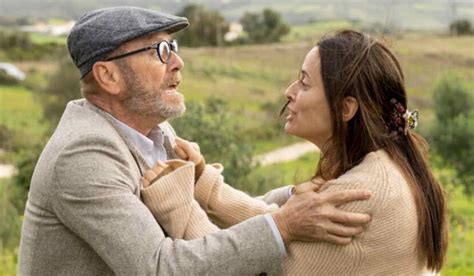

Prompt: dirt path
xmin=253 ymin=141 xmax=319 ymax=166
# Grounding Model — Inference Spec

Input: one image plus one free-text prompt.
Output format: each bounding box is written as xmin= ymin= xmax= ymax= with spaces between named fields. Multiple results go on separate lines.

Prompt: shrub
xmin=175 ymin=4 xmax=229 ymax=47
xmin=0 ymin=70 xmax=20 ymax=85
xmin=171 ymin=98 xmax=255 ymax=190
xmin=450 ymin=19 xmax=472 ymax=36
xmin=240 ymin=9 xmax=290 ymax=44
xmin=430 ymin=74 xmax=474 ymax=194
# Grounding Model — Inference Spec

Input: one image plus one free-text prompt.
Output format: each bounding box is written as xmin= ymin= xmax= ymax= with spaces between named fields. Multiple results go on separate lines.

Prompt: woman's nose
xmin=285 ymin=81 xmax=298 ymax=101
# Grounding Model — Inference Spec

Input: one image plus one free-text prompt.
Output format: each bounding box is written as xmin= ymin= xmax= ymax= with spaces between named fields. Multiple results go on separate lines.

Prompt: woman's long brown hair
xmin=314 ymin=30 xmax=447 ymax=271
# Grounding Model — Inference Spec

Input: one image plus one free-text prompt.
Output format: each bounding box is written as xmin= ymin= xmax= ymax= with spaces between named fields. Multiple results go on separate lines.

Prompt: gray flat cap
xmin=67 ymin=6 xmax=189 ymax=78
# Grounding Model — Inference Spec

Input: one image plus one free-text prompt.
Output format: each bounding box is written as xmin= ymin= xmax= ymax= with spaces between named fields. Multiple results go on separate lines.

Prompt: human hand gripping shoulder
xmin=271 ymin=186 xmax=373 ymax=245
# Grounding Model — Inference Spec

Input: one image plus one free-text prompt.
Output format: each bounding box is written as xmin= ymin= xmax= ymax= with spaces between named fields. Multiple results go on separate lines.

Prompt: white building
xmin=0 ymin=62 xmax=26 ymax=80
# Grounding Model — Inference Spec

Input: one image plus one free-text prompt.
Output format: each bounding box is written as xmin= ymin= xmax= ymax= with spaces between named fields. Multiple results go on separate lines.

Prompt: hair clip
xmin=390 ymin=98 xmax=419 ymax=135
xmin=403 ymin=109 xmax=419 ymax=134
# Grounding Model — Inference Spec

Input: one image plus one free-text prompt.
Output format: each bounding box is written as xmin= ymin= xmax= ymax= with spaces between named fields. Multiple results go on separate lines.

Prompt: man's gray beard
xmin=121 ymin=68 xmax=185 ymax=120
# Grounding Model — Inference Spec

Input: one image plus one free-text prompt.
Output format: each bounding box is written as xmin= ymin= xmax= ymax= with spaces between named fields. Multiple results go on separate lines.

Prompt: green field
xmin=29 ymin=33 xmax=67 ymax=45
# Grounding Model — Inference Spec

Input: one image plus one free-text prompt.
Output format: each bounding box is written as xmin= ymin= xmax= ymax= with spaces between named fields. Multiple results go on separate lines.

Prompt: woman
xmin=141 ymin=29 xmax=447 ymax=274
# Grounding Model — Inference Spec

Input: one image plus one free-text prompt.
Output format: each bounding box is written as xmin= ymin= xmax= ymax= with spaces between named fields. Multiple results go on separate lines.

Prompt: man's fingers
xmin=325 ymin=189 xmax=372 ymax=205
xmin=325 ymin=222 xmax=363 ymax=237
xmin=324 ymin=234 xmax=352 ymax=245
xmin=330 ymin=209 xmax=372 ymax=225
xmin=310 ymin=178 xmax=326 ymax=192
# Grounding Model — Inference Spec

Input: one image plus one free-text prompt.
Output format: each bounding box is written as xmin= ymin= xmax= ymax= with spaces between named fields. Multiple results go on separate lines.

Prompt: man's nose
xmin=168 ymin=52 xmax=184 ymax=72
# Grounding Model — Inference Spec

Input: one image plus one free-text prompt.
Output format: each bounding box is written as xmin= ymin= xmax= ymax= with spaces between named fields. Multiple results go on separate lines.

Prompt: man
xmin=18 ymin=6 xmax=372 ymax=275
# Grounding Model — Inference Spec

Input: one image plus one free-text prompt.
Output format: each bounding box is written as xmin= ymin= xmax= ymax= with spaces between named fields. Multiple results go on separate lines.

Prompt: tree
xmin=430 ymin=74 xmax=474 ymax=194
xmin=449 ymin=19 xmax=472 ymax=36
xmin=176 ymin=4 xmax=229 ymax=47
xmin=240 ymin=8 xmax=290 ymax=44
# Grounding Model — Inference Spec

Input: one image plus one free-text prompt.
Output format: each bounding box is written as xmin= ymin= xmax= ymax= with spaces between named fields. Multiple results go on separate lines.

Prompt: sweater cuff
xmin=141 ymin=163 xmax=195 ymax=218
xmin=194 ymin=163 xmax=223 ymax=211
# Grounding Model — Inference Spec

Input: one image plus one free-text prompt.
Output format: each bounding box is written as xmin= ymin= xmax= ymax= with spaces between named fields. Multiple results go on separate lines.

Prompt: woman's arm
xmin=141 ymin=160 xmax=219 ymax=239
xmin=194 ymin=163 xmax=279 ymax=228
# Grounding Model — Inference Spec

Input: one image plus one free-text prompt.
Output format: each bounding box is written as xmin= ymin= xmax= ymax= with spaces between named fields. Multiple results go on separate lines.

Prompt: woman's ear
xmin=342 ymin=96 xmax=359 ymax=122
xmin=92 ymin=61 xmax=122 ymax=96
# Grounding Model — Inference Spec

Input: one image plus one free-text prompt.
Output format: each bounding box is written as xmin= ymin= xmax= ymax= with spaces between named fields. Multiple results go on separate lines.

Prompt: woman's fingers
xmin=175 ymin=145 xmax=189 ymax=160
xmin=175 ymin=137 xmax=202 ymax=165
xmin=190 ymin=142 xmax=200 ymax=153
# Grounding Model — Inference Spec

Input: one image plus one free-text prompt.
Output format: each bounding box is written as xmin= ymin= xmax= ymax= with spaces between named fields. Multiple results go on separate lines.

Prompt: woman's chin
xmin=284 ymin=124 xmax=298 ymax=137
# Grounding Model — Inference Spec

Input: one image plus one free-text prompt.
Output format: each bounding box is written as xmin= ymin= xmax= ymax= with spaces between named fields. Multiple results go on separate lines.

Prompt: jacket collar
xmin=80 ymin=99 xmax=181 ymax=174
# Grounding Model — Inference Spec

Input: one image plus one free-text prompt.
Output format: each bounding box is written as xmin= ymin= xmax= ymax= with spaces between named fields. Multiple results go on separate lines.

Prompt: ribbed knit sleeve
xmin=141 ymin=163 xmax=219 ymax=240
xmin=194 ymin=164 xmax=279 ymax=228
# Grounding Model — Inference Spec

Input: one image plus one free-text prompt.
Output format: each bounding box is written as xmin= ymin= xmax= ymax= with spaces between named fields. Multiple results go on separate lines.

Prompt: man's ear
xmin=342 ymin=96 xmax=359 ymax=122
xmin=92 ymin=61 xmax=122 ymax=96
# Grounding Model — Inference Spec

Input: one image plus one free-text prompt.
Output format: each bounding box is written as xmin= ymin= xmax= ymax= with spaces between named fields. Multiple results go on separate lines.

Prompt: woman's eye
xmin=299 ymin=79 xmax=308 ymax=87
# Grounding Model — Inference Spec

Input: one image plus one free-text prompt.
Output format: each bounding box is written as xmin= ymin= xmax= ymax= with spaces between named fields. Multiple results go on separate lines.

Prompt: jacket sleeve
xmin=194 ymin=164 xmax=279 ymax=228
xmin=51 ymin=134 xmax=283 ymax=276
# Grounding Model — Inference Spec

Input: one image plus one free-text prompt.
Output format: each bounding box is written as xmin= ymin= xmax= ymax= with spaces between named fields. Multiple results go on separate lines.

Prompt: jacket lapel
xmin=83 ymin=100 xmax=151 ymax=177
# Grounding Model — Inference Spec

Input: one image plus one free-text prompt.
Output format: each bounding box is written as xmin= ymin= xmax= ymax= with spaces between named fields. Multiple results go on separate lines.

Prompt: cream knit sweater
xmin=141 ymin=150 xmax=429 ymax=275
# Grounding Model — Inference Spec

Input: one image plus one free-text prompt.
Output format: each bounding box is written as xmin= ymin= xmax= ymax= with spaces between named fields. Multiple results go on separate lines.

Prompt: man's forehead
xmin=125 ymin=32 xmax=172 ymax=48
xmin=148 ymin=31 xmax=172 ymax=42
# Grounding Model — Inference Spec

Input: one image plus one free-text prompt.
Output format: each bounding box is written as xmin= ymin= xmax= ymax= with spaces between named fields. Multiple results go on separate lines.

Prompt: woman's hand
xmin=174 ymin=137 xmax=206 ymax=180
xmin=142 ymin=160 xmax=188 ymax=188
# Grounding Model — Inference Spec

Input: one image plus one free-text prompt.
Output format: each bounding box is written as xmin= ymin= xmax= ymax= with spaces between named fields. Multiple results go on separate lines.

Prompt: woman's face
xmin=284 ymin=47 xmax=332 ymax=149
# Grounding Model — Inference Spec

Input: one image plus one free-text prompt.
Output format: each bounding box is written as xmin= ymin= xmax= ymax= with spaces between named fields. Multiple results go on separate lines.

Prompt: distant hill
xmin=1 ymin=0 xmax=473 ymax=30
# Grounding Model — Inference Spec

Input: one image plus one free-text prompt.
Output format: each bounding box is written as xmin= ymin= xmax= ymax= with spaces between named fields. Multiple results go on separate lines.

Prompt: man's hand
xmin=174 ymin=137 xmax=206 ymax=180
xmin=293 ymin=177 xmax=326 ymax=195
xmin=271 ymin=189 xmax=372 ymax=245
